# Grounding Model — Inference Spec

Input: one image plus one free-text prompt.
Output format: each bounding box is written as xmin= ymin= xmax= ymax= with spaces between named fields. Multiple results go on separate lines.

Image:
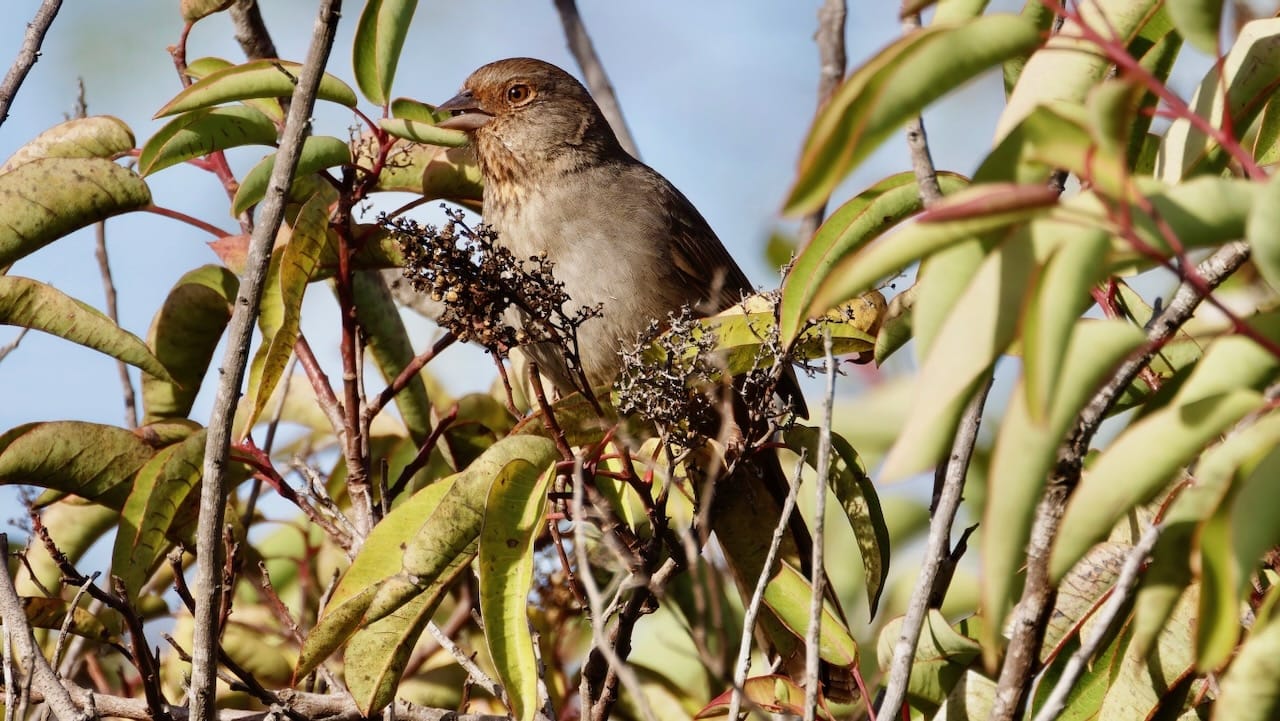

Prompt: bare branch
xmin=94 ymin=218 xmax=138 ymax=429
xmin=0 ymin=0 xmax=63 ymax=127
xmin=191 ymin=2 xmax=346 ymax=720
xmin=803 ymin=331 xmax=835 ymax=721
xmin=551 ymin=0 xmax=640 ymax=158
xmin=796 ymin=0 xmax=847 ymax=246
xmin=0 ymin=328 xmax=29 ymax=365
xmin=901 ymin=10 xmax=944 ymax=207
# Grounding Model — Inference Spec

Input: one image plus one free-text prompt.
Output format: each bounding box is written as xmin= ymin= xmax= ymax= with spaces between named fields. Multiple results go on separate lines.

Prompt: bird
xmin=432 ymin=58 xmax=846 ymax=697
xmin=433 ymin=57 xmax=801 ymax=405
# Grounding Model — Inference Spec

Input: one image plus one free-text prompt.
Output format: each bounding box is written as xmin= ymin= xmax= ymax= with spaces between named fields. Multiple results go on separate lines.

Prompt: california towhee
xmin=434 ymin=58 xmax=850 ymax=698
xmin=435 ymin=57 xmax=802 ymax=410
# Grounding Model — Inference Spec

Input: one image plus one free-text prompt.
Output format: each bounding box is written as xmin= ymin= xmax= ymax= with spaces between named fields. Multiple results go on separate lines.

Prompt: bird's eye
xmin=506 ymin=84 xmax=533 ymax=105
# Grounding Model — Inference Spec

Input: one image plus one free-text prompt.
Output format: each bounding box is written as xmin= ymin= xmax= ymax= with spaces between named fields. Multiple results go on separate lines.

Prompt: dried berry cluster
xmin=389 ymin=208 xmax=599 ymax=358
xmin=615 ymin=307 xmax=725 ymax=449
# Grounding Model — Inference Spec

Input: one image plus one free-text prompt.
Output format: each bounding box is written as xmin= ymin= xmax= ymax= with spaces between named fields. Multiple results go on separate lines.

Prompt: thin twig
xmin=877 ymin=376 xmax=993 ymax=721
xmin=0 ymin=535 xmax=84 ymax=721
xmin=551 ymin=0 xmax=639 ymax=158
xmin=425 ymin=622 xmax=503 ymax=700
xmin=803 ymin=332 xmax=835 ymax=721
xmin=727 ymin=450 xmax=805 ymax=721
xmin=190 ymin=3 xmax=345 ymax=720
xmin=0 ymin=328 xmax=29 ymax=364
xmin=0 ymin=0 xmax=63 ymax=127
xmin=900 ymin=10 xmax=945 ymax=207
xmin=1031 ymin=523 xmax=1162 ymax=721
xmin=988 ymin=242 xmax=1251 ymax=721
xmin=796 ymin=0 xmax=847 ymax=247
xmin=94 ymin=218 xmax=138 ymax=429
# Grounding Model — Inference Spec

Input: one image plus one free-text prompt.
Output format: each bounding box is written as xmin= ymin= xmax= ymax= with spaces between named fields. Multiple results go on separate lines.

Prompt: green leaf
xmin=1050 ymin=336 xmax=1279 ymax=582
xmin=296 ymin=475 xmax=457 ymax=680
xmin=1165 ymin=0 xmax=1222 ymax=55
xmin=1196 ymin=429 xmax=1280 ymax=669
xmin=982 ymin=321 xmax=1144 ymax=651
xmin=20 ymin=596 xmax=121 ymax=643
xmin=880 ymin=237 xmax=1036 ymax=481
xmin=344 ymin=583 xmax=442 ymax=714
xmin=1215 ymin=607 xmax=1280 ymax=721
xmin=0 ymin=158 xmax=151 ymax=266
xmin=996 ymin=0 xmax=1161 ymax=143
xmin=155 ymin=59 xmax=357 ymax=117
xmin=1023 ymin=231 xmax=1110 ymax=420
xmin=785 ymin=426 xmax=889 ymax=616
xmin=762 ymin=561 xmax=859 ymax=667
xmin=1096 ymin=586 xmax=1197 ymax=719
xmin=806 ymin=183 xmax=1053 ymax=322
xmin=1156 ymin=17 xmax=1280 ymax=180
xmin=244 ymin=192 xmax=330 ymax=429
xmin=353 ymin=271 xmax=432 ymax=444
xmin=138 ymin=106 xmax=278 ymax=176
xmin=353 ymin=0 xmax=419 ymax=106
xmin=876 ymin=610 xmax=980 ymax=709
xmin=779 ymin=171 xmax=968 ymax=344
xmin=378 ymin=118 xmax=468 ymax=148
xmin=231 ymin=136 xmax=351 ymax=217
xmin=0 ymin=422 xmax=156 ymax=509
xmin=112 ymin=430 xmax=205 ymax=597
xmin=142 ymin=265 xmax=238 ymax=423
xmin=402 ymin=435 xmax=557 ymax=581
xmin=479 ymin=459 xmax=553 ymax=721
xmin=390 ymin=97 xmax=447 ymax=123
xmin=1 ymin=116 xmax=135 ymax=173
xmin=934 ymin=670 xmax=997 ymax=721
xmin=1 ymin=276 xmax=173 ymax=382
xmin=785 ymin=13 xmax=1040 ymax=214
xmin=184 ymin=57 xmax=284 ymax=121
xmin=1248 ymin=169 xmax=1280 ymax=294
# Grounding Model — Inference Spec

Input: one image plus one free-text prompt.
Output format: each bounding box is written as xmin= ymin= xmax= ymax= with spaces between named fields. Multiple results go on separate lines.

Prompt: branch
xmin=229 ymin=0 xmax=279 ymax=61
xmin=551 ymin=0 xmax=640 ymax=158
xmin=0 ymin=0 xmax=63 ymax=127
xmin=987 ymin=241 xmax=1251 ymax=721
xmin=796 ymin=0 xmax=847 ymax=246
xmin=876 ymin=375 xmax=993 ymax=721
xmin=803 ymin=332 xmax=835 ymax=721
xmin=900 ymin=10 xmax=944 ymax=206
xmin=191 ymin=2 xmax=345 ymax=720
xmin=0 ymin=535 xmax=84 ymax=721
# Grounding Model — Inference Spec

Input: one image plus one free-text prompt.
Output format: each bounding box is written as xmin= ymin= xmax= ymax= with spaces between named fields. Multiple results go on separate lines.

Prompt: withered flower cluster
xmin=615 ymin=307 xmax=726 ymax=449
xmin=389 ymin=207 xmax=600 ymax=360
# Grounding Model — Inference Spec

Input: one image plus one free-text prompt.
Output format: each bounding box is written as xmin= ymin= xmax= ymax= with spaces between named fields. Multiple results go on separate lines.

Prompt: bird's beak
xmin=435 ymin=89 xmax=493 ymax=131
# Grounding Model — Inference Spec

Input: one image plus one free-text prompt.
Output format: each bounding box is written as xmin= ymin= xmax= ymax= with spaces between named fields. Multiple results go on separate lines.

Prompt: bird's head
xmin=436 ymin=58 xmax=622 ymax=166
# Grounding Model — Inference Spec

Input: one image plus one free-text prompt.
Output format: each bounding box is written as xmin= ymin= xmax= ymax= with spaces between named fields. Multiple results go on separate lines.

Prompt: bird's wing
xmin=659 ymin=183 xmax=756 ymax=312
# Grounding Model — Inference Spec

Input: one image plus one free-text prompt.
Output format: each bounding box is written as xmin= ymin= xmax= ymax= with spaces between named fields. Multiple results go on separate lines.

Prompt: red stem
xmin=143 ymin=205 xmax=231 ymax=238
